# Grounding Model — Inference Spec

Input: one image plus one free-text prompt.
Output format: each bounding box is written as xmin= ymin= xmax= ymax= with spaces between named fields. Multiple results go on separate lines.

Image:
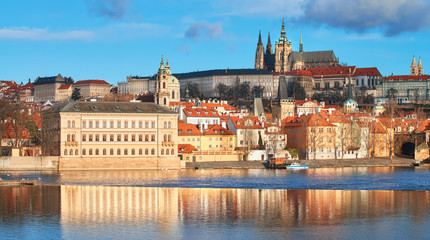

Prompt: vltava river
xmin=1 ymin=167 xmax=430 ymax=239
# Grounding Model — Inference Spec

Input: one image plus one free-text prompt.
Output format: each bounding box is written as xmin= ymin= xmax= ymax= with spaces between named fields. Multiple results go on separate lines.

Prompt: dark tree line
xmin=216 ymin=82 xmax=265 ymax=100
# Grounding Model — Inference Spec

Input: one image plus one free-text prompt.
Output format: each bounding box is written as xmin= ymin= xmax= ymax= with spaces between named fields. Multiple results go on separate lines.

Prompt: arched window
xmin=166 ymin=149 xmax=169 ymax=155
xmin=103 ymin=149 xmax=106 ymax=155
xmin=72 ymin=134 xmax=75 ymax=141
xmin=168 ymin=122 xmax=171 ymax=128
xmin=164 ymin=122 xmax=167 ymax=128
xmin=64 ymin=149 xmax=68 ymax=155
xmin=151 ymin=148 xmax=155 ymax=155
xmin=124 ymin=149 xmax=128 ymax=155
xmin=168 ymin=134 xmax=171 ymax=141
xmin=139 ymin=149 xmax=142 ymax=155
xmin=163 ymin=82 xmax=166 ymax=89
xmin=72 ymin=121 xmax=75 ymax=128
xmin=145 ymin=149 xmax=149 ymax=155
xmin=110 ymin=149 xmax=114 ymax=155
xmin=161 ymin=149 xmax=164 ymax=155
xmin=164 ymin=98 xmax=167 ymax=105
xmin=67 ymin=121 xmax=71 ymax=128
xmin=89 ymin=149 xmax=93 ymax=155
xmin=172 ymin=91 xmax=175 ymax=99
xmin=95 ymin=149 xmax=99 ymax=155
xmin=132 ymin=149 xmax=135 ymax=155
xmin=117 ymin=149 xmax=121 ymax=155
xmin=67 ymin=134 xmax=70 ymax=141
xmin=83 ymin=149 xmax=86 ymax=155
xmin=69 ymin=149 xmax=73 ymax=155
xmin=164 ymin=134 xmax=167 ymax=141
xmin=75 ymin=149 xmax=78 ymax=155
xmin=171 ymin=149 xmax=174 ymax=155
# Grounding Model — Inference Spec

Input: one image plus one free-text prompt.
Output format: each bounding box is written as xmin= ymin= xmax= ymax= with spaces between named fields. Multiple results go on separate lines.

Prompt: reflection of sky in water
xmin=0 ymin=186 xmax=429 ymax=240
xmin=1 ymin=166 xmax=430 ymax=190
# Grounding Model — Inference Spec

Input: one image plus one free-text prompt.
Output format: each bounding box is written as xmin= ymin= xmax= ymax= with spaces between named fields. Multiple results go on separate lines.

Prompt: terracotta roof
xmin=372 ymin=121 xmax=386 ymax=134
xmin=183 ymin=107 xmax=220 ymax=118
xmin=415 ymin=119 xmax=430 ymax=133
xmin=295 ymin=99 xmax=321 ymax=106
xmin=308 ymin=66 xmax=356 ymax=78
xmin=178 ymin=122 xmax=203 ymax=136
xmin=229 ymin=116 xmax=264 ymax=129
xmin=354 ymin=67 xmax=381 ymax=76
xmin=384 ymin=75 xmax=430 ymax=81
xmin=74 ymin=80 xmax=110 ymax=85
xmin=283 ymin=113 xmax=335 ymax=127
xmin=178 ymin=144 xmax=198 ymax=154
xmin=320 ymin=109 xmax=351 ymax=123
xmin=204 ymin=125 xmax=234 ymax=135
xmin=58 ymin=84 xmax=72 ymax=90
xmin=280 ymin=69 xmax=313 ymax=76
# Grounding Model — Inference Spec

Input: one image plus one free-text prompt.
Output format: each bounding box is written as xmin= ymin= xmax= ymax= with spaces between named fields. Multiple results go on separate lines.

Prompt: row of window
xmin=63 ymin=148 xmax=175 ymax=156
xmin=81 ymin=133 xmax=157 ymax=142
xmin=181 ymin=137 xmax=233 ymax=142
xmin=67 ymin=120 xmax=173 ymax=129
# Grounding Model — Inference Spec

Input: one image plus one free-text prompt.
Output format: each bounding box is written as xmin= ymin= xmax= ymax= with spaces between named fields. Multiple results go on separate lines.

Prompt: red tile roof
xmin=183 ymin=107 xmax=220 ymax=118
xmin=178 ymin=122 xmax=203 ymax=136
xmin=74 ymin=80 xmax=110 ymax=85
xmin=229 ymin=116 xmax=265 ymax=129
xmin=282 ymin=69 xmax=313 ymax=76
xmin=204 ymin=125 xmax=234 ymax=135
xmin=283 ymin=113 xmax=335 ymax=127
xmin=178 ymin=144 xmax=198 ymax=153
xmin=58 ymin=84 xmax=72 ymax=90
xmin=308 ymin=66 xmax=356 ymax=78
xmin=384 ymin=75 xmax=430 ymax=81
xmin=354 ymin=67 xmax=381 ymax=76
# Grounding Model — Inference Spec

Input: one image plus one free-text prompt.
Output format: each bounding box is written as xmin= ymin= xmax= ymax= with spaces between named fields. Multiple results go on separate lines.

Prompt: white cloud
xmin=185 ymin=22 xmax=223 ymax=41
xmin=0 ymin=27 xmax=95 ymax=41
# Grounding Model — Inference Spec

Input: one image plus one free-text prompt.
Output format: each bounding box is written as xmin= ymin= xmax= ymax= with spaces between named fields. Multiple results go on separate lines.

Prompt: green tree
xmin=258 ymin=131 xmax=264 ymax=150
xmin=186 ymin=83 xmax=201 ymax=98
xmin=387 ymin=88 xmax=398 ymax=100
xmin=238 ymin=82 xmax=251 ymax=99
xmin=71 ymin=88 xmax=82 ymax=101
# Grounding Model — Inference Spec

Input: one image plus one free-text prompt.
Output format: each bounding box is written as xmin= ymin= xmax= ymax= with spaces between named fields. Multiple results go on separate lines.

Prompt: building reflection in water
xmin=1 ymin=185 xmax=429 ymax=238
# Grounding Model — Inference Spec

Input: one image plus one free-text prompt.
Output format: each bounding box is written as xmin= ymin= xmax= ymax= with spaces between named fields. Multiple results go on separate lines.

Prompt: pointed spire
xmin=411 ymin=56 xmax=417 ymax=66
xmin=166 ymin=56 xmax=169 ymax=67
xmin=258 ymin=30 xmax=263 ymax=45
xmin=299 ymin=32 xmax=303 ymax=53
xmin=266 ymin=32 xmax=273 ymax=55
xmin=418 ymin=57 xmax=423 ymax=66
xmin=278 ymin=17 xmax=287 ymax=44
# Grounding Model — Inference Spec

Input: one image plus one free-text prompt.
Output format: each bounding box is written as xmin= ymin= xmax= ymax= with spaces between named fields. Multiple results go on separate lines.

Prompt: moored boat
xmin=286 ymin=162 xmax=309 ymax=169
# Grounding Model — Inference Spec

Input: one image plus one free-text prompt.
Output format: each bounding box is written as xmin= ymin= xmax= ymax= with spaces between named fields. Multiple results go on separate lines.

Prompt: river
xmin=1 ymin=167 xmax=429 ymax=239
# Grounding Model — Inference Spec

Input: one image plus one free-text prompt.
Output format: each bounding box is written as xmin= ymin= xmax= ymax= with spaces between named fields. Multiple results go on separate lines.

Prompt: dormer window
xmin=214 ymin=130 xmax=218 ymax=134
xmin=188 ymin=130 xmax=192 ymax=134
xmin=179 ymin=130 xmax=183 ymax=134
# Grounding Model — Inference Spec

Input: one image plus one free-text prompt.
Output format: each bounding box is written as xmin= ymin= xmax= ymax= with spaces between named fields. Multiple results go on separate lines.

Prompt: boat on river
xmin=286 ymin=162 xmax=309 ymax=170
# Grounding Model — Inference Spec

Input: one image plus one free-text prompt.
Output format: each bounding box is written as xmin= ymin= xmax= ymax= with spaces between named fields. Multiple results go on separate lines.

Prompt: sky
xmin=1 ymin=0 xmax=430 ymax=85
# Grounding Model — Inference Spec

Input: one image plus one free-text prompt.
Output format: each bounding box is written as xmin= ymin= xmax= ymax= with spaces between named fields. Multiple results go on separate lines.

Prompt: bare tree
xmin=385 ymin=99 xmax=397 ymax=160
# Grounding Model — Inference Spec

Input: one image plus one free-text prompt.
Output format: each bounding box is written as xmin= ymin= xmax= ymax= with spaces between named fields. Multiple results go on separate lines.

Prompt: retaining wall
xmin=0 ymin=156 xmax=59 ymax=171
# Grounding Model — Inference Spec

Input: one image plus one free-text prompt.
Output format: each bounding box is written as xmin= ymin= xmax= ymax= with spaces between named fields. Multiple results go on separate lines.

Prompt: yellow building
xmin=178 ymin=121 xmax=237 ymax=162
xmin=73 ymin=80 xmax=111 ymax=99
xmin=42 ymin=101 xmax=182 ymax=170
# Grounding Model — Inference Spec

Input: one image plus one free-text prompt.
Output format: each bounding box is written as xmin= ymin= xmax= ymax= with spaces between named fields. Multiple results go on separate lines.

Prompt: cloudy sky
xmin=1 ymin=0 xmax=429 ymax=84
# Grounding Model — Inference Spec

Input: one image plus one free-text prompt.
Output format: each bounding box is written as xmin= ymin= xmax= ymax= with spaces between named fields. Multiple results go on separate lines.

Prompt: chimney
xmin=221 ymin=121 xmax=227 ymax=129
xmin=199 ymin=123 xmax=204 ymax=133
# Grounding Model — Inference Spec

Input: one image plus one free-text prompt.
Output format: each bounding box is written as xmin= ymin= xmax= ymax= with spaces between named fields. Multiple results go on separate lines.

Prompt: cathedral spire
xmin=266 ymin=32 xmax=273 ymax=55
xmin=299 ymin=33 xmax=303 ymax=53
xmin=258 ymin=30 xmax=263 ymax=45
xmin=278 ymin=17 xmax=288 ymax=44
xmin=418 ymin=57 xmax=422 ymax=66
xmin=411 ymin=56 xmax=418 ymax=76
xmin=412 ymin=56 xmax=417 ymax=66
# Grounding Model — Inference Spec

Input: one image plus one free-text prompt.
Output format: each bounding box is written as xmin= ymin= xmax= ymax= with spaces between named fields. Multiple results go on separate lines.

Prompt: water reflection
xmin=1 ymin=185 xmax=429 ymax=239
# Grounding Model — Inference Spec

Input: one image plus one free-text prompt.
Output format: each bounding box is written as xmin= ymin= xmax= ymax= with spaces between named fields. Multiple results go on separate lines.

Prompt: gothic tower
xmin=266 ymin=32 xmax=273 ymax=55
xmin=156 ymin=56 xmax=170 ymax=107
xmin=274 ymin=18 xmax=292 ymax=72
xmin=255 ymin=31 xmax=265 ymax=69
xmin=411 ymin=56 xmax=418 ymax=76
xmin=418 ymin=57 xmax=423 ymax=75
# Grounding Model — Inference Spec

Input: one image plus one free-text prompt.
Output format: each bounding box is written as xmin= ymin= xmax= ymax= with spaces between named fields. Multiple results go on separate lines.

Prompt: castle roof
xmin=308 ymin=66 xmax=356 ymax=78
xmin=58 ymin=84 xmax=72 ymax=90
xmin=34 ymin=74 xmax=73 ymax=85
xmin=174 ymin=69 xmax=271 ymax=79
xmin=354 ymin=67 xmax=381 ymax=76
xmin=384 ymin=75 xmax=430 ymax=81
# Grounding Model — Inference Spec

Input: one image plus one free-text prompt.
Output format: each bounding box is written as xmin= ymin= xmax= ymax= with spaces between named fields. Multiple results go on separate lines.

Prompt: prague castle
xmin=255 ymin=19 xmax=340 ymax=72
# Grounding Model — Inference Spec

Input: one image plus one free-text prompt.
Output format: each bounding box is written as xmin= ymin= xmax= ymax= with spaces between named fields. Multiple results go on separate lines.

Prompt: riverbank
xmin=186 ymin=157 xmax=418 ymax=169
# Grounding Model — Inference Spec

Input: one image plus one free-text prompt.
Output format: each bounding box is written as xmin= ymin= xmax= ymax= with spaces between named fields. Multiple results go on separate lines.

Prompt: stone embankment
xmin=186 ymin=157 xmax=417 ymax=169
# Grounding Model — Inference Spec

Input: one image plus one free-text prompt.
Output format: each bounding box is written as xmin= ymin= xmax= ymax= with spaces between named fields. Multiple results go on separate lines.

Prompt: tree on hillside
xmin=238 ymin=82 xmax=251 ymax=99
xmin=71 ymin=88 xmax=82 ymax=101
xmin=186 ymin=82 xmax=201 ymax=98
xmin=287 ymin=81 xmax=306 ymax=100
xmin=216 ymin=83 xmax=230 ymax=98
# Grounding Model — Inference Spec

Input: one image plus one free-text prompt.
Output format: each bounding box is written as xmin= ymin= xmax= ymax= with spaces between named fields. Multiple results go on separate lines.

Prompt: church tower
xmin=411 ymin=56 xmax=418 ymax=76
xmin=418 ymin=57 xmax=423 ymax=75
xmin=255 ymin=31 xmax=265 ymax=69
xmin=266 ymin=32 xmax=273 ymax=55
xmin=274 ymin=18 xmax=292 ymax=72
xmin=156 ymin=56 xmax=170 ymax=107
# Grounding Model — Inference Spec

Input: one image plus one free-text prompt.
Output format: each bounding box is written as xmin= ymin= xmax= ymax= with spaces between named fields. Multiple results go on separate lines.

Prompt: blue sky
xmin=1 ymin=0 xmax=430 ymax=85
